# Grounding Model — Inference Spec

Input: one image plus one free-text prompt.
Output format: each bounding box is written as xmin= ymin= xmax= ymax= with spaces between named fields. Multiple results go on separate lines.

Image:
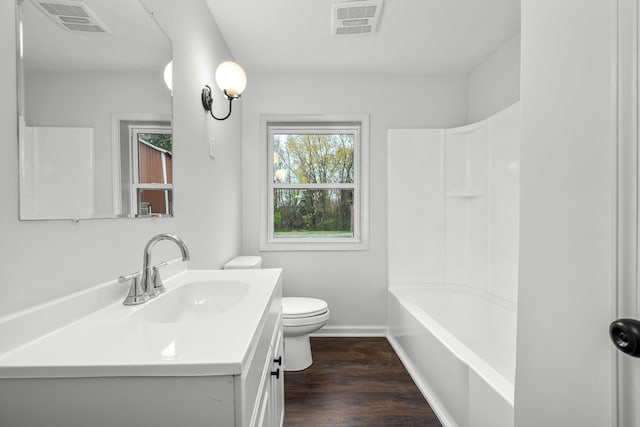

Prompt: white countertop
xmin=0 ymin=268 xmax=282 ymax=378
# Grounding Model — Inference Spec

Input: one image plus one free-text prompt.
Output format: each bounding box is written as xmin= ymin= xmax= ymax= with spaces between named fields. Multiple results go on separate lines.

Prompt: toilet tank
xmin=223 ymin=256 xmax=263 ymax=269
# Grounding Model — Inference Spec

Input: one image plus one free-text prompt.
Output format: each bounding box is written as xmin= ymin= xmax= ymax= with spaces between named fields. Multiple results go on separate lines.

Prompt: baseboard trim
xmin=311 ymin=325 xmax=388 ymax=337
xmin=386 ymin=334 xmax=456 ymax=427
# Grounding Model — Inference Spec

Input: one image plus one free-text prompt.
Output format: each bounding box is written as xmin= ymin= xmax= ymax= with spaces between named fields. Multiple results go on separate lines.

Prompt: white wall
xmin=468 ymin=32 xmax=521 ymax=123
xmin=0 ymin=0 xmax=243 ymax=317
xmin=242 ymin=72 xmax=468 ymax=330
xmin=25 ymin=70 xmax=171 ymax=216
xmin=515 ymin=1 xmax=614 ymax=425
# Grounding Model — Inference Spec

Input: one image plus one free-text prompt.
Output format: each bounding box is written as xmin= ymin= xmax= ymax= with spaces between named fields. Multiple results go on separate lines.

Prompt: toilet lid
xmin=283 ymin=297 xmax=328 ymax=318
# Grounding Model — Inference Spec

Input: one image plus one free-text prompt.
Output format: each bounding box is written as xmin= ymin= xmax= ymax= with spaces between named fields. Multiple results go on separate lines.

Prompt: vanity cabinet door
xmin=253 ymin=343 xmax=274 ymax=427
xmin=253 ymin=318 xmax=284 ymax=427
xmin=245 ymin=311 xmax=284 ymax=427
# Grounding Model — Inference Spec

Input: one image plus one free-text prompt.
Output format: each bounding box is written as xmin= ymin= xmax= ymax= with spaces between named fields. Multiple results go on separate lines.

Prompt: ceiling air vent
xmin=31 ymin=0 xmax=111 ymax=34
xmin=332 ymin=0 xmax=383 ymax=36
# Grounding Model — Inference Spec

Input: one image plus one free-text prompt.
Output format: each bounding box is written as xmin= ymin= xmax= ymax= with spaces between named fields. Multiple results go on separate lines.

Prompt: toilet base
xmin=283 ymin=335 xmax=313 ymax=371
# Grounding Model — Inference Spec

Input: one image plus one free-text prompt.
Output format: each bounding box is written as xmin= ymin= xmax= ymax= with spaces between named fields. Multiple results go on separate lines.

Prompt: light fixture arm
xmin=201 ymin=85 xmax=237 ymax=121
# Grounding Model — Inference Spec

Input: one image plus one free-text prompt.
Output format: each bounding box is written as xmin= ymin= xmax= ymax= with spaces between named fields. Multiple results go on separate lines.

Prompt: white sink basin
xmin=0 ymin=268 xmax=283 ymax=378
xmin=131 ymin=280 xmax=249 ymax=323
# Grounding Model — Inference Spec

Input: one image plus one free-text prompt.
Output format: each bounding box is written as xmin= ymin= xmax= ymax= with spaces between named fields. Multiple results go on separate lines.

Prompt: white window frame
xmin=129 ymin=125 xmax=173 ymax=217
xmin=260 ymin=114 xmax=369 ymax=251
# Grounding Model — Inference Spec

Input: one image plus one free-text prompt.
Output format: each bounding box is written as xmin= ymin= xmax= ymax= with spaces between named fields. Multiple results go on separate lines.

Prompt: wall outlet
xmin=208 ymin=136 xmax=216 ymax=159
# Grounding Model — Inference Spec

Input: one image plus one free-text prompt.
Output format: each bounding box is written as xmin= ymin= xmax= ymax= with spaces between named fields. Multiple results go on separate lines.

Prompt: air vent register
xmin=31 ymin=0 xmax=110 ymax=33
xmin=332 ymin=0 xmax=383 ymax=36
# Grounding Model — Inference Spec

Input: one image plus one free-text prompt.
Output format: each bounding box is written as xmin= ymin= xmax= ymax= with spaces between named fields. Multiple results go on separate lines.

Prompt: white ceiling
xmin=205 ymin=0 xmax=520 ymax=75
xmin=22 ymin=0 xmax=171 ymax=72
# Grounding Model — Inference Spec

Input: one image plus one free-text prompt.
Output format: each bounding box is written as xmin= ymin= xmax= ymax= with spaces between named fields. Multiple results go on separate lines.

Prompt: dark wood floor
xmin=284 ymin=337 xmax=442 ymax=427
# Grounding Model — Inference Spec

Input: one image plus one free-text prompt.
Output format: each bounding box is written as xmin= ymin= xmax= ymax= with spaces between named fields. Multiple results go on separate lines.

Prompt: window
xmin=129 ymin=125 xmax=173 ymax=217
xmin=261 ymin=115 xmax=369 ymax=251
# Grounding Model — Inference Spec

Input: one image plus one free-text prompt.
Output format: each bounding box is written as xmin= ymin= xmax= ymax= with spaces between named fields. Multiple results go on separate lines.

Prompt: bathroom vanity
xmin=0 ymin=268 xmax=284 ymax=427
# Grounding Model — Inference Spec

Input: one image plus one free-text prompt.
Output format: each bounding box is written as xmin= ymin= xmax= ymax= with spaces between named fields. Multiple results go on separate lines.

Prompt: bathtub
xmin=387 ymin=283 xmax=516 ymax=427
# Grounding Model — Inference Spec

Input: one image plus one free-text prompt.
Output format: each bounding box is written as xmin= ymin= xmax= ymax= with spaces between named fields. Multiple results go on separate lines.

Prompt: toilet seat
xmin=283 ymin=297 xmax=328 ymax=319
xmin=283 ymin=310 xmax=330 ymax=327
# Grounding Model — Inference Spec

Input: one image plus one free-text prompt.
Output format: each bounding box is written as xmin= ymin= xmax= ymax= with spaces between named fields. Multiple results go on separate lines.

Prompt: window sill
xmin=259 ymin=240 xmax=369 ymax=252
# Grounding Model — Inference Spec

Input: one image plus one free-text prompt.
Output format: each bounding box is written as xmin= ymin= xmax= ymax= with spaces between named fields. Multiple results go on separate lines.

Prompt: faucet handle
xmin=119 ymin=271 xmax=148 ymax=306
xmin=150 ymin=262 xmax=168 ymax=296
xmin=118 ymin=271 xmax=141 ymax=284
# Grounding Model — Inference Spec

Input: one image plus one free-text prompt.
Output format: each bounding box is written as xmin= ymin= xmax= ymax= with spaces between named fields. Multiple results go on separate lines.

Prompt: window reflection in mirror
xmin=17 ymin=0 xmax=173 ymax=220
xmin=131 ymin=126 xmax=173 ymax=217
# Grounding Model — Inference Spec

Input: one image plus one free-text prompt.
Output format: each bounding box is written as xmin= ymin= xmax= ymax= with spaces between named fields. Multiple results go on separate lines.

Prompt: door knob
xmin=610 ymin=318 xmax=640 ymax=357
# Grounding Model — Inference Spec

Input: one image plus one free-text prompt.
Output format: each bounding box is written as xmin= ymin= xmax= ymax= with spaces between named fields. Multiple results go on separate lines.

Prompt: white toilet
xmin=223 ymin=256 xmax=330 ymax=371
xmin=281 ymin=296 xmax=329 ymax=371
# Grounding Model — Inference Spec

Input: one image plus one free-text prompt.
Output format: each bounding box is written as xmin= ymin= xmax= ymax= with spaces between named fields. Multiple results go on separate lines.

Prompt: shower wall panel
xmin=388 ymin=102 xmax=520 ymax=304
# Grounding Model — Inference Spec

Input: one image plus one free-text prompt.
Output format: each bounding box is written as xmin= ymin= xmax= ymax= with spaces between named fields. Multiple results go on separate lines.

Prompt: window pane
xmin=137 ymin=189 xmax=172 ymax=216
xmin=138 ymin=133 xmax=172 ymax=152
xmin=273 ymin=133 xmax=354 ymax=184
xmin=138 ymin=133 xmax=172 ymax=184
xmin=274 ymin=189 xmax=353 ymax=238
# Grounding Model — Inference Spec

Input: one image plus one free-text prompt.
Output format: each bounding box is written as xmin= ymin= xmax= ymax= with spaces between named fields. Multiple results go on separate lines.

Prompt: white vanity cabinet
xmin=206 ymin=281 xmax=284 ymax=427
xmin=236 ymin=290 xmax=284 ymax=427
xmin=0 ymin=268 xmax=285 ymax=427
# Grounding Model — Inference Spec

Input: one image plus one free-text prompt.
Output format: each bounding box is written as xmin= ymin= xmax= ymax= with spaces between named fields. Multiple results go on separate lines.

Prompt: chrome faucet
xmin=120 ymin=233 xmax=190 ymax=305
xmin=141 ymin=233 xmax=190 ymax=298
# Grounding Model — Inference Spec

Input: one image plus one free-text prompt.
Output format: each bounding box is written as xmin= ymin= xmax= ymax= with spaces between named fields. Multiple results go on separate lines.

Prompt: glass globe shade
xmin=163 ymin=61 xmax=173 ymax=92
xmin=215 ymin=61 xmax=247 ymax=98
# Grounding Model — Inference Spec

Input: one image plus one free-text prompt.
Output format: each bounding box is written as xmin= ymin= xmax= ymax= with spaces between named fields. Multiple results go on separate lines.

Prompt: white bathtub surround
xmin=387 ymin=102 xmax=520 ymax=427
xmin=0 ymin=268 xmax=284 ymax=427
xmin=388 ymin=102 xmax=520 ymax=301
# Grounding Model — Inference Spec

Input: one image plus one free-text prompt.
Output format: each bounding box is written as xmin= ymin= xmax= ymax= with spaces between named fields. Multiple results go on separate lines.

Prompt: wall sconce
xmin=201 ymin=61 xmax=247 ymax=121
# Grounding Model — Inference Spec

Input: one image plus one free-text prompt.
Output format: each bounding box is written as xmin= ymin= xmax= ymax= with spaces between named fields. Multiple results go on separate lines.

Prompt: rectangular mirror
xmin=17 ymin=0 xmax=173 ymax=220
